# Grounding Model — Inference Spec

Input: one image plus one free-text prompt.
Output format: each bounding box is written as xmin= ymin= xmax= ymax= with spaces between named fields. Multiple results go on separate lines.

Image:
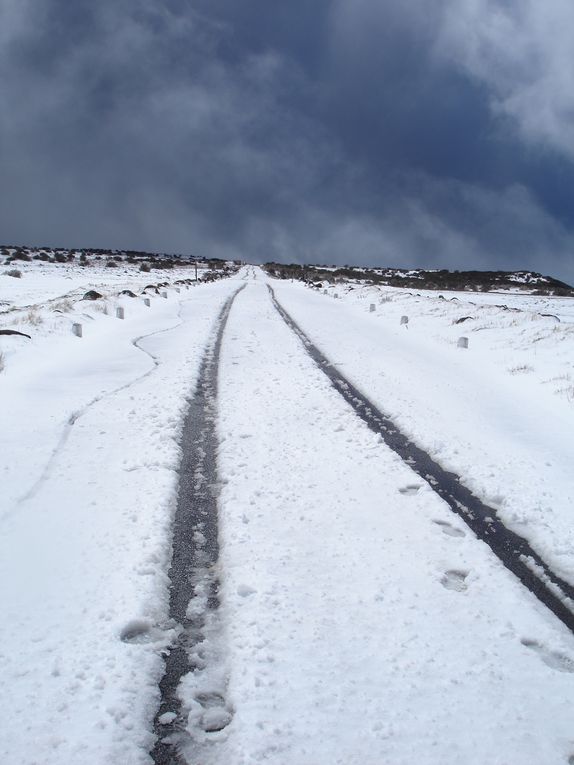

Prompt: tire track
xmin=268 ymin=284 xmax=574 ymax=635
xmin=151 ymin=285 xmax=244 ymax=765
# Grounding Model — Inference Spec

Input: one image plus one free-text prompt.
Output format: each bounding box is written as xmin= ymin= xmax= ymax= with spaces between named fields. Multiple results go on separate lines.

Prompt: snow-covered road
xmin=214 ymin=278 xmax=574 ymax=765
xmin=2 ymin=265 xmax=574 ymax=764
xmin=273 ymin=280 xmax=574 ymax=581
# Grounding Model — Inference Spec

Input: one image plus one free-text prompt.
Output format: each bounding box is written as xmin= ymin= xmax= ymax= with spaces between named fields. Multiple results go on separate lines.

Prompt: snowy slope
xmin=1 ymin=264 xmax=574 ymax=764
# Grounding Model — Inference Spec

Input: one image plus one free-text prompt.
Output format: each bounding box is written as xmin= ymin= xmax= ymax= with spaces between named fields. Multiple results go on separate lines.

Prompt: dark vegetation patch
xmin=263 ymin=263 xmax=574 ymax=296
xmin=0 ymin=329 xmax=31 ymax=338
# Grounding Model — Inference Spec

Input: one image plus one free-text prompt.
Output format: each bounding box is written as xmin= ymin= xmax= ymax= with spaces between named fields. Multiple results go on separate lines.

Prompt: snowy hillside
xmin=1 ymin=262 xmax=574 ymax=765
xmin=265 ymin=261 xmax=574 ymax=295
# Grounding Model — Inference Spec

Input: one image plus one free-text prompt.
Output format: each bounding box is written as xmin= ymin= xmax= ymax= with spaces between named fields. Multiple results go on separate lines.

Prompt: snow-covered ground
xmin=0 ymin=255 xmax=217 ymax=308
xmin=412 ymin=286 xmax=574 ymax=324
xmin=1 ymin=263 xmax=574 ymax=764
xmin=0 ymin=262 xmax=239 ymax=763
xmin=278 ymin=280 xmax=574 ymax=582
xmin=214 ymin=281 xmax=574 ymax=765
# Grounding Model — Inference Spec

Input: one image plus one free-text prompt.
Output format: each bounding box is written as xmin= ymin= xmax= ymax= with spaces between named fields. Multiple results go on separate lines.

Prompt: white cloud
xmin=438 ymin=0 xmax=574 ymax=159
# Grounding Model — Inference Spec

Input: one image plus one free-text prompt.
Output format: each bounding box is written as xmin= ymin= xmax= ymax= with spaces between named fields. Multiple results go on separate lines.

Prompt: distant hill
xmin=264 ymin=262 xmax=574 ymax=296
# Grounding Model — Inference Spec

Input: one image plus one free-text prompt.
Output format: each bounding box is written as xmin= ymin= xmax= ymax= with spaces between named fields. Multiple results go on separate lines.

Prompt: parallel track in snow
xmin=151 ymin=285 xmax=244 ymax=765
xmin=268 ymin=284 xmax=574 ymax=635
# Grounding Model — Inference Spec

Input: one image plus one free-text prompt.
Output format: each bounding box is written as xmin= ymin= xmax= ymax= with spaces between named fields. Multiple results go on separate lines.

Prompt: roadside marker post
xmin=369 ymin=304 xmax=376 ymax=313
xmin=72 ymin=323 xmax=82 ymax=338
xmin=458 ymin=337 xmax=469 ymax=349
xmin=116 ymin=307 xmax=125 ymax=320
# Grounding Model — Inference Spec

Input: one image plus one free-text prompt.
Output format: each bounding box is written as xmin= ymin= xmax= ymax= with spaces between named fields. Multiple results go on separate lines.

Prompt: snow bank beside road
xmin=0 ymin=273 xmax=239 ymax=765
xmin=0 ymin=256 xmax=216 ymax=310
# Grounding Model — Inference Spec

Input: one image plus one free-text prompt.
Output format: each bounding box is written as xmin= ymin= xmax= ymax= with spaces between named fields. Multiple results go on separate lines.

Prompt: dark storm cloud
xmin=2 ymin=0 xmax=574 ymax=281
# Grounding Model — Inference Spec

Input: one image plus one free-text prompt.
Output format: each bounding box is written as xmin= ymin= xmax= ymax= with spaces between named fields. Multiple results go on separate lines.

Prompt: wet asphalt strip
xmin=267 ymin=285 xmax=574 ymax=635
xmin=151 ymin=285 xmax=244 ymax=765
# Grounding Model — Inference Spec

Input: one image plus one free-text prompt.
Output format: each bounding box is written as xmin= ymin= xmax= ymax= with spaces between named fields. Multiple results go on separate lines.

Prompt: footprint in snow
xmin=237 ymin=584 xmax=257 ymax=597
xmin=521 ymin=638 xmax=574 ymax=673
xmin=120 ymin=619 xmax=166 ymax=644
xmin=433 ymin=519 xmax=466 ymax=538
xmin=195 ymin=691 xmax=234 ymax=732
xmin=399 ymin=484 xmax=422 ymax=496
xmin=440 ymin=570 xmax=469 ymax=592
xmin=120 ymin=619 xmax=154 ymax=644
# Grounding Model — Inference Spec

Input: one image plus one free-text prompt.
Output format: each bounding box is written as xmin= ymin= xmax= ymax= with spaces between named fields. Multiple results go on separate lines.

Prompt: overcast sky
xmin=2 ymin=1 xmax=574 ymax=281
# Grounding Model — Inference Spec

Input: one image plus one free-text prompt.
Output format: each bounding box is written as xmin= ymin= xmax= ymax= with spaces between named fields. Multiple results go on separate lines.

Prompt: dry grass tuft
xmin=26 ymin=309 xmax=43 ymax=326
xmin=52 ymin=299 xmax=74 ymax=313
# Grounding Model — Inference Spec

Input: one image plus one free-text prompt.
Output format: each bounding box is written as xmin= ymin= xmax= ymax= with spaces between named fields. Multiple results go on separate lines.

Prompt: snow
xmin=0 ymin=261 xmax=239 ymax=763
xmin=0 ymin=257 xmax=193 ymax=308
xmin=410 ymin=286 xmax=574 ymax=324
xmin=211 ymin=279 xmax=574 ymax=765
xmin=277 ymin=280 xmax=574 ymax=581
xmin=1 ymin=263 xmax=574 ymax=764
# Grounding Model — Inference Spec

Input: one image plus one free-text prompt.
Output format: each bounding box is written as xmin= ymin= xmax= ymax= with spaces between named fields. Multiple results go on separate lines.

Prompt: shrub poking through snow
xmin=26 ymin=310 xmax=43 ymax=326
xmin=4 ymin=269 xmax=22 ymax=278
xmin=52 ymin=299 xmax=74 ymax=313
